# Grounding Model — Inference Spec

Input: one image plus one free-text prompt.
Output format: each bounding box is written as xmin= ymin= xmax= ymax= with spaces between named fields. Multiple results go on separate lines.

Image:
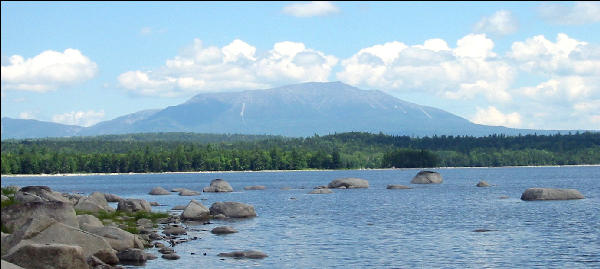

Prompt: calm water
xmin=2 ymin=166 xmax=599 ymax=268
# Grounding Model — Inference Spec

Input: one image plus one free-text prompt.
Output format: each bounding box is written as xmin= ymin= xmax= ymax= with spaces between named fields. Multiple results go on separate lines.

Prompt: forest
xmin=1 ymin=131 xmax=599 ymax=174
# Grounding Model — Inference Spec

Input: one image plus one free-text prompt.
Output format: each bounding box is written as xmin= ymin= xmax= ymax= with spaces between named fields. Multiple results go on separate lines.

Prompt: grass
xmin=1 ymin=187 xmax=18 ymax=209
xmin=75 ymin=209 xmax=170 ymax=234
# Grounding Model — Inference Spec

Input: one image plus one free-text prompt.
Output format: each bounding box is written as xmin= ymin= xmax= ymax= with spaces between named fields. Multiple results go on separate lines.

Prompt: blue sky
xmin=2 ymin=1 xmax=599 ymax=130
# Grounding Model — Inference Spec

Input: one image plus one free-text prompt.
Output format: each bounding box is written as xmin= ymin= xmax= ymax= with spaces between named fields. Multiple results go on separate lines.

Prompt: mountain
xmin=1 ymin=82 xmax=568 ymax=139
xmin=1 ymin=118 xmax=83 ymax=139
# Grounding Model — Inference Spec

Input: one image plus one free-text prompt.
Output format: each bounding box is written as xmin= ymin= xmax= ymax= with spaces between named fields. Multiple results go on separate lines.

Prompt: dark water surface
xmin=2 ymin=166 xmax=599 ymax=268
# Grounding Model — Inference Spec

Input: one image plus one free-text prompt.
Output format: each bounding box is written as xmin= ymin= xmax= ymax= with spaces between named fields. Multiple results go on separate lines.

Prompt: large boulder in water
xmin=410 ymin=171 xmax=443 ymax=184
xmin=4 ymin=243 xmax=89 ymax=269
xmin=476 ymin=181 xmax=491 ymax=187
xmin=328 ymin=178 xmax=369 ymax=189
xmin=209 ymin=202 xmax=256 ymax=218
xmin=520 ymin=188 xmax=584 ymax=201
xmin=203 ymin=179 xmax=233 ymax=192
xmin=181 ymin=199 xmax=210 ymax=220
xmin=149 ymin=187 xmax=171 ymax=195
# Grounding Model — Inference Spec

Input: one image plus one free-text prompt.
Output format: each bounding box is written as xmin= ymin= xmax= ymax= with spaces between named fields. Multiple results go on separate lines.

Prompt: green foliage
xmin=1 ymin=187 xmax=18 ymax=209
xmin=2 ymin=131 xmax=599 ymax=174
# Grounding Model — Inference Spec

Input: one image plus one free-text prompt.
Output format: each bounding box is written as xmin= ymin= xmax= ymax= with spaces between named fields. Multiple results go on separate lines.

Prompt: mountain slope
xmin=1 ymin=118 xmax=83 ymax=139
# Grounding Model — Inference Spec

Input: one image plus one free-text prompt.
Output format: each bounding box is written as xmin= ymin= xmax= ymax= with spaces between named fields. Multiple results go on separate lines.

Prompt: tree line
xmin=1 ymin=131 xmax=598 ymax=174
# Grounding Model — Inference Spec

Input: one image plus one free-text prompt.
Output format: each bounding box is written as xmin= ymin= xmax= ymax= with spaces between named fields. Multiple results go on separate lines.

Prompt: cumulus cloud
xmin=538 ymin=2 xmax=600 ymax=25
xmin=283 ymin=1 xmax=339 ymax=17
xmin=52 ymin=110 xmax=105 ymax=127
xmin=1 ymin=49 xmax=98 ymax=92
xmin=471 ymin=106 xmax=522 ymax=127
xmin=118 ymin=39 xmax=337 ymax=97
xmin=474 ymin=10 xmax=518 ymax=36
xmin=337 ymin=34 xmax=513 ymax=102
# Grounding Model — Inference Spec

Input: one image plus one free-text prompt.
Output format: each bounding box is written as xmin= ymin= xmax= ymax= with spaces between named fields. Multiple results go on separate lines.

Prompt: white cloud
xmin=19 ymin=112 xmax=35 ymax=120
xmin=538 ymin=2 xmax=600 ymax=25
xmin=1 ymin=49 xmax=98 ymax=92
xmin=283 ymin=1 xmax=339 ymax=17
xmin=474 ymin=10 xmax=519 ymax=36
xmin=337 ymin=34 xmax=513 ymax=102
xmin=471 ymin=106 xmax=522 ymax=127
xmin=52 ymin=110 xmax=105 ymax=127
xmin=118 ymin=39 xmax=337 ymax=97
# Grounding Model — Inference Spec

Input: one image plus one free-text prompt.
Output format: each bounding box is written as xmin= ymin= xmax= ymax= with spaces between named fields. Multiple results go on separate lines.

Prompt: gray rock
xmin=178 ymin=189 xmax=201 ymax=196
xmin=203 ymin=179 xmax=233 ymax=192
xmin=476 ymin=181 xmax=491 ymax=187
xmin=386 ymin=184 xmax=412 ymax=189
xmin=181 ymin=199 xmax=210 ymax=220
xmin=15 ymin=186 xmax=71 ymax=204
xmin=117 ymin=199 xmax=151 ymax=213
xmin=158 ymin=247 xmax=174 ymax=254
xmin=217 ymin=250 xmax=268 ymax=259
xmin=162 ymin=253 xmax=180 ymax=260
xmin=1 ymin=201 xmax=78 ymax=235
xmin=171 ymin=188 xmax=186 ymax=193
xmin=313 ymin=185 xmax=328 ymax=189
xmin=74 ymin=192 xmax=115 ymax=213
xmin=209 ymin=202 xmax=256 ymax=218
xmin=309 ymin=189 xmax=333 ymax=194
xmin=1 ymin=195 xmax=9 ymax=202
xmin=81 ymin=225 xmax=144 ymax=251
xmin=92 ymin=249 xmax=119 ymax=265
xmin=116 ymin=248 xmax=147 ymax=265
xmin=163 ymin=226 xmax=187 ymax=236
xmin=1 ymin=260 xmax=24 ymax=269
xmin=4 ymin=243 xmax=88 ymax=269
xmin=149 ymin=187 xmax=171 ymax=195
xmin=86 ymin=255 xmax=111 ymax=269
xmin=520 ymin=188 xmax=585 ymax=201
xmin=211 ymin=226 xmax=238 ymax=234
xmin=103 ymin=193 xmax=124 ymax=203
xmin=77 ymin=214 xmax=103 ymax=228
xmin=149 ymin=201 xmax=160 ymax=206
xmin=411 ymin=171 xmax=443 ymax=184
xmin=244 ymin=185 xmax=266 ymax=190
xmin=328 ymin=178 xmax=369 ymax=189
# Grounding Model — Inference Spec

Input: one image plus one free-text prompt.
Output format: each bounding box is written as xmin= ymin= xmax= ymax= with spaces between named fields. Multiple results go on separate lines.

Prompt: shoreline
xmin=1 ymin=164 xmax=599 ymax=178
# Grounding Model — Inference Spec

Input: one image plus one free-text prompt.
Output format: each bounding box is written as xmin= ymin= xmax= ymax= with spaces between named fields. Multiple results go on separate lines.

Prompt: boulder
xmin=520 ymin=188 xmax=584 ymax=201
xmin=209 ymin=202 xmax=256 ymax=218
xmin=158 ymin=247 xmax=174 ymax=254
xmin=117 ymin=199 xmax=151 ymax=213
xmin=203 ymin=179 xmax=233 ymax=192
xmin=1 ymin=201 xmax=78 ymax=234
xmin=4 ymin=219 xmax=115 ymax=263
xmin=162 ymin=226 xmax=187 ymax=236
xmin=103 ymin=193 xmax=123 ymax=203
xmin=92 ymin=249 xmax=119 ymax=265
xmin=162 ymin=253 xmax=180 ymax=260
xmin=77 ymin=214 xmax=104 ymax=228
xmin=116 ymin=248 xmax=147 ymax=265
xmin=178 ymin=189 xmax=201 ymax=196
xmin=149 ymin=187 xmax=170 ymax=195
xmin=171 ymin=188 xmax=186 ymax=193
xmin=211 ymin=226 xmax=237 ymax=234
xmin=74 ymin=192 xmax=115 ymax=213
xmin=411 ymin=171 xmax=443 ymax=184
xmin=243 ymin=185 xmax=266 ymax=190
xmin=386 ymin=185 xmax=412 ymax=189
xmin=309 ymin=189 xmax=333 ymax=194
xmin=476 ymin=181 xmax=491 ymax=187
xmin=62 ymin=193 xmax=83 ymax=205
xmin=328 ymin=178 xmax=369 ymax=189
xmin=15 ymin=186 xmax=71 ymax=204
xmin=81 ymin=225 xmax=144 ymax=251
xmin=1 ymin=260 xmax=24 ymax=269
xmin=217 ymin=250 xmax=268 ymax=259
xmin=181 ymin=199 xmax=210 ymax=220
xmin=4 ymin=243 xmax=88 ymax=269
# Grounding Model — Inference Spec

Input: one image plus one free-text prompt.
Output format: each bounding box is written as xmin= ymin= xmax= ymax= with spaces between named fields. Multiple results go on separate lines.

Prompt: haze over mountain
xmin=1 ymin=82 xmax=570 ymax=139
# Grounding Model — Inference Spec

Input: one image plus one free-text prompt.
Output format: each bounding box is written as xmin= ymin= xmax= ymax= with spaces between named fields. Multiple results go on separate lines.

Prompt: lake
xmin=2 ymin=166 xmax=599 ymax=268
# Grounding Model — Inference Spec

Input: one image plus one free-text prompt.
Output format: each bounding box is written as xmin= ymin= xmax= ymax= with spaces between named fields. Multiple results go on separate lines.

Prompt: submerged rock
xmin=386 ymin=185 xmax=412 ymax=189
xmin=309 ymin=189 xmax=333 ymax=194
xmin=520 ymin=188 xmax=584 ymax=201
xmin=328 ymin=178 xmax=369 ymax=189
xmin=410 ymin=171 xmax=443 ymax=184
xmin=243 ymin=185 xmax=266 ymax=190
xmin=211 ymin=226 xmax=238 ymax=234
xmin=218 ymin=250 xmax=267 ymax=259
xmin=203 ymin=179 xmax=233 ymax=192
xmin=178 ymin=189 xmax=201 ymax=196
xmin=476 ymin=181 xmax=491 ymax=187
